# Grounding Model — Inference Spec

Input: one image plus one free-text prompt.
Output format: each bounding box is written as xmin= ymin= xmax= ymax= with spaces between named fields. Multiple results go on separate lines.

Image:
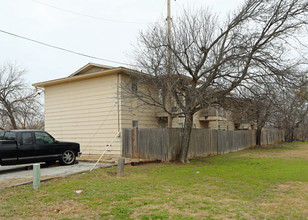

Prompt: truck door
xmin=34 ymin=131 xmax=61 ymax=160
xmin=0 ymin=131 xmax=18 ymax=165
xmin=18 ymin=132 xmax=38 ymax=164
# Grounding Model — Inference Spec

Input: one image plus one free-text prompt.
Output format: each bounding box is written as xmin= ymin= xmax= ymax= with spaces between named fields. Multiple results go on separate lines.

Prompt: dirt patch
xmin=129 ymin=185 xmax=251 ymax=219
xmin=45 ymin=200 xmax=94 ymax=218
xmin=11 ymin=200 xmax=96 ymax=219
xmin=238 ymin=144 xmax=308 ymax=159
xmin=0 ymin=176 xmax=64 ymax=189
xmin=0 ymin=178 xmax=32 ymax=189
xmin=258 ymin=181 xmax=308 ymax=218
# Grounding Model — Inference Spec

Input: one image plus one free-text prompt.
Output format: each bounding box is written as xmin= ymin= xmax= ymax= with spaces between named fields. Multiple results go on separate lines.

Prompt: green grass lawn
xmin=1 ymin=142 xmax=308 ymax=219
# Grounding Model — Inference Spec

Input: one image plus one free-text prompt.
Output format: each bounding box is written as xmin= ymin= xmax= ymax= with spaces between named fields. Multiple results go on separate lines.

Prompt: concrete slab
xmin=0 ymin=161 xmax=114 ymax=189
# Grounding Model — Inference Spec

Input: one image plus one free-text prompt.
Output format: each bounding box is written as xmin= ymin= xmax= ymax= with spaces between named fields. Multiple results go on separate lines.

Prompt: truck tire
xmin=60 ymin=150 xmax=76 ymax=165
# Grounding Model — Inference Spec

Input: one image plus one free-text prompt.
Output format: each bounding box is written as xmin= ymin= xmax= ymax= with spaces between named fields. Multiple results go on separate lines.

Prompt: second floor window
xmin=132 ymin=120 xmax=138 ymax=128
xmin=132 ymin=80 xmax=137 ymax=93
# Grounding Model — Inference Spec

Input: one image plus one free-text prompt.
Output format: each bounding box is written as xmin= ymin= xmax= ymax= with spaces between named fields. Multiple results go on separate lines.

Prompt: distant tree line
xmin=229 ymin=70 xmax=307 ymax=143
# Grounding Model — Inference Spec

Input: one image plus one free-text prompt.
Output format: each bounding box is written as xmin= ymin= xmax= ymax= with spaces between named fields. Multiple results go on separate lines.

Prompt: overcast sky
xmin=6 ymin=0 xmax=307 ymax=86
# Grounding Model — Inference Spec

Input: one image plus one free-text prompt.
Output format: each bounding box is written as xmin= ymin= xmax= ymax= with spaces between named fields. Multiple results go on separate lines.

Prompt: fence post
xmin=132 ymin=127 xmax=138 ymax=158
xmin=217 ymin=130 xmax=220 ymax=154
xmin=117 ymin=158 xmax=125 ymax=177
xmin=209 ymin=129 xmax=213 ymax=155
xmin=33 ymin=164 xmax=40 ymax=190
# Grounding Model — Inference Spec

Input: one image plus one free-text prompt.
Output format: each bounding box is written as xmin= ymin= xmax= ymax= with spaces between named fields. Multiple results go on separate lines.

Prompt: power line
xmin=0 ymin=29 xmax=139 ymax=67
xmin=32 ymin=0 xmax=149 ymax=25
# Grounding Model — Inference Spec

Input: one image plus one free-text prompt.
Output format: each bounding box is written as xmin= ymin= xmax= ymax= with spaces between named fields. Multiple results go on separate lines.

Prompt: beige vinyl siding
xmin=133 ymin=104 xmax=159 ymax=128
xmin=206 ymin=120 xmax=235 ymax=130
xmin=119 ymin=74 xmax=159 ymax=130
xmin=120 ymin=106 xmax=159 ymax=129
xmin=44 ymin=73 xmax=121 ymax=155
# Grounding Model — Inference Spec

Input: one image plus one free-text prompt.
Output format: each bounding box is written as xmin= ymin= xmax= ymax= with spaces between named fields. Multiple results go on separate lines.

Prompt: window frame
xmin=21 ymin=132 xmax=34 ymax=145
xmin=4 ymin=132 xmax=17 ymax=141
xmin=34 ymin=131 xmax=55 ymax=145
xmin=132 ymin=120 xmax=138 ymax=128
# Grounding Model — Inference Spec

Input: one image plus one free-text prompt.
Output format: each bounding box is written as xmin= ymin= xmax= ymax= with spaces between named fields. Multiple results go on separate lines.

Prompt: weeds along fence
xmin=121 ymin=128 xmax=284 ymax=161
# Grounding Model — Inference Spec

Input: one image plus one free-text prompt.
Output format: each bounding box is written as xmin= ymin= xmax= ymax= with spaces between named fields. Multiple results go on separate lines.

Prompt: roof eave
xmin=33 ymin=67 xmax=126 ymax=88
xmin=68 ymin=62 xmax=114 ymax=77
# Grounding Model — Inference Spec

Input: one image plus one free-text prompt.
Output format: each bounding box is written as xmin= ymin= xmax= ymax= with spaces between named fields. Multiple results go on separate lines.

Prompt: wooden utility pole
xmin=167 ymin=0 xmax=171 ymax=74
xmin=167 ymin=0 xmax=173 ymax=128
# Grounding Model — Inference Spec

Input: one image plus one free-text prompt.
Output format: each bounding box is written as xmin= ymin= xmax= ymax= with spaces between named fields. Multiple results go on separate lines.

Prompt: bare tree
xmin=230 ymin=68 xmax=307 ymax=144
xmin=0 ymin=63 xmax=43 ymax=130
xmin=295 ymin=113 xmax=308 ymax=141
xmin=229 ymin=90 xmax=274 ymax=146
xmin=274 ymin=79 xmax=308 ymax=142
xmin=130 ymin=0 xmax=308 ymax=163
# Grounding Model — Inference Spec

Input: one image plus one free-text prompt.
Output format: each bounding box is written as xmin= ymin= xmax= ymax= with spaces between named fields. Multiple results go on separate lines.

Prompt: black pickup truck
xmin=0 ymin=130 xmax=81 ymax=166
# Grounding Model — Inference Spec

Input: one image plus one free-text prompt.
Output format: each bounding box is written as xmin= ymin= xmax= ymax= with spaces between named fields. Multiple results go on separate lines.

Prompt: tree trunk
xmin=256 ymin=127 xmax=262 ymax=146
xmin=285 ymin=127 xmax=295 ymax=142
xmin=180 ymin=112 xmax=194 ymax=163
xmin=290 ymin=129 xmax=294 ymax=142
xmin=284 ymin=129 xmax=289 ymax=142
xmin=4 ymin=102 xmax=17 ymax=129
xmin=7 ymin=110 xmax=17 ymax=129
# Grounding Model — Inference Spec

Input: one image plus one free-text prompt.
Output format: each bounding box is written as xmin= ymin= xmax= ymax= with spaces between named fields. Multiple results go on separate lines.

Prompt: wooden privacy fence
xmin=122 ymin=128 xmax=284 ymax=161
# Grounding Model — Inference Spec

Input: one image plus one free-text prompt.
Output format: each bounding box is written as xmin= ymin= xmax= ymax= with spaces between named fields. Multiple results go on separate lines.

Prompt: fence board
xmin=121 ymin=128 xmax=132 ymax=158
xmin=188 ymin=129 xmax=210 ymax=158
xmin=121 ymin=128 xmax=284 ymax=161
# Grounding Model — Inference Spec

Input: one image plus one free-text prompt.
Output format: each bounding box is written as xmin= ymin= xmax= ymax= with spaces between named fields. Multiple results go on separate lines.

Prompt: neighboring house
xmin=197 ymin=106 xmax=235 ymax=130
xmin=156 ymin=105 xmax=235 ymax=130
xmin=33 ymin=63 xmax=238 ymax=156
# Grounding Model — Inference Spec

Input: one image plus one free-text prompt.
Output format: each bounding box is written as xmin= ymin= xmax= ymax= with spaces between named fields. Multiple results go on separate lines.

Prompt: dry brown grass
xmin=0 ymin=178 xmax=31 ymax=188
xmin=258 ymin=181 xmax=308 ymax=218
xmin=238 ymin=143 xmax=308 ymax=159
